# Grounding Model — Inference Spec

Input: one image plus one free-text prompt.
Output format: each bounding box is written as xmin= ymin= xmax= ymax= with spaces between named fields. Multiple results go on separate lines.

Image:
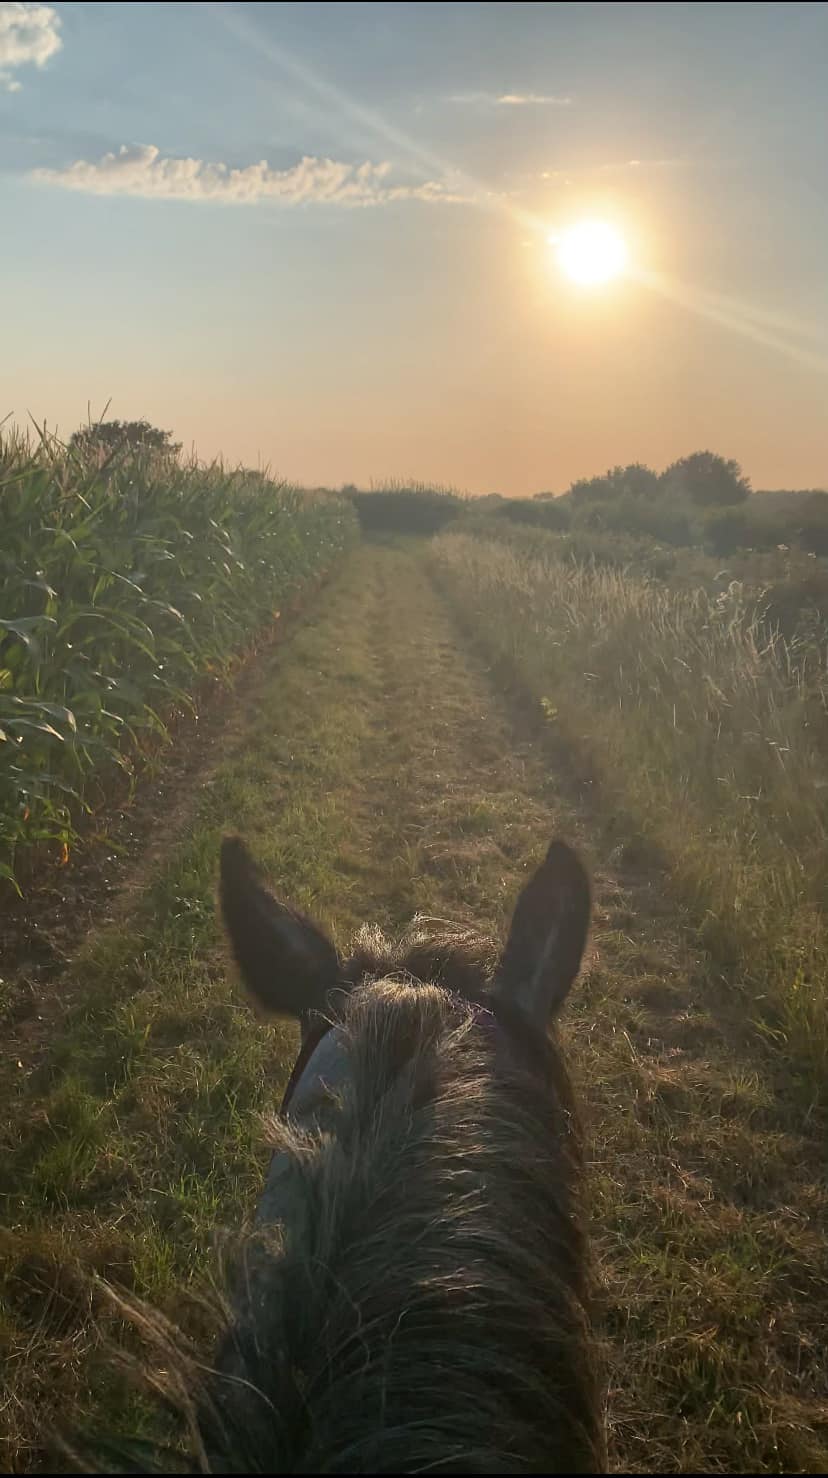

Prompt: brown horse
xmin=105 ymin=837 xmax=604 ymax=1473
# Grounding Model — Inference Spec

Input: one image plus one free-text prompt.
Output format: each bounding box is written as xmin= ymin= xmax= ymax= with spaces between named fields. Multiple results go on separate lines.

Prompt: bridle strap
xmin=279 ymin=1014 xmax=333 ymax=1115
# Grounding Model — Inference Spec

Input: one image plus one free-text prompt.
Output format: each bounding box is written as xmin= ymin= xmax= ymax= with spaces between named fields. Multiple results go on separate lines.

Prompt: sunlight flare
xmin=551 ymin=220 xmax=628 ymax=286
xmin=637 ymin=268 xmax=828 ymax=373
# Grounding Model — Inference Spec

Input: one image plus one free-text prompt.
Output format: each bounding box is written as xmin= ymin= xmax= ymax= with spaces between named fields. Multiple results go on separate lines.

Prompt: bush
xmin=346 ymin=484 xmax=465 ymax=535
xmin=700 ymin=492 xmax=828 ymax=557
xmin=571 ymin=494 xmax=695 ymax=546
xmin=793 ymin=492 xmax=828 ymax=555
xmin=493 ymin=497 xmax=571 ymax=531
xmin=704 ymin=507 xmax=751 ymax=556
xmin=759 ymin=569 xmax=828 ymax=644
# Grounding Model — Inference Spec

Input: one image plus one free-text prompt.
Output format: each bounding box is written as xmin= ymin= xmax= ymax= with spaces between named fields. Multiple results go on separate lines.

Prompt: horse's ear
xmin=220 ymin=837 xmax=338 ymax=1018
xmin=493 ymin=841 xmax=591 ymax=1028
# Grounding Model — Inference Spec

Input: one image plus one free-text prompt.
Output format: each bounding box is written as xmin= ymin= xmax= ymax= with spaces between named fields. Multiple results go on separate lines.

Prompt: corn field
xmin=0 ymin=432 xmax=356 ymax=886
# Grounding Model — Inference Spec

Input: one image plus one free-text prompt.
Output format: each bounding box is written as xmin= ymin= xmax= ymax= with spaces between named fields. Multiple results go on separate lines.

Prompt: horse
xmin=112 ymin=835 xmax=605 ymax=1473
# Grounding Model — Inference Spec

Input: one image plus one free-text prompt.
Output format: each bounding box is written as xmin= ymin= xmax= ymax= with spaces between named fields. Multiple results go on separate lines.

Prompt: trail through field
xmin=1 ymin=542 xmax=826 ymax=1473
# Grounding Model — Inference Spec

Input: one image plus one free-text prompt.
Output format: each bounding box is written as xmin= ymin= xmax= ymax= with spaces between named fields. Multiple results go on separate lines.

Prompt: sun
xmin=551 ymin=220 xmax=629 ymax=286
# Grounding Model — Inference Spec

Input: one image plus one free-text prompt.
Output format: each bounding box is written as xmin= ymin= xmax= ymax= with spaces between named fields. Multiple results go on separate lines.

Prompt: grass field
xmin=433 ymin=525 xmax=828 ymax=1098
xmin=2 ymin=540 xmax=827 ymax=1472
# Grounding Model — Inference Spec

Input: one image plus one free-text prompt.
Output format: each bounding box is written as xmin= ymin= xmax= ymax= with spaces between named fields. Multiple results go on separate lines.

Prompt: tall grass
xmin=433 ymin=529 xmax=828 ymax=1091
xmin=0 ymin=431 xmax=357 ymax=885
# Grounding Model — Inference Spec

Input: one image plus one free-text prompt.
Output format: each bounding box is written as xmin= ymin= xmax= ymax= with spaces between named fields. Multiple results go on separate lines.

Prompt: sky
xmin=2 ymin=0 xmax=827 ymax=493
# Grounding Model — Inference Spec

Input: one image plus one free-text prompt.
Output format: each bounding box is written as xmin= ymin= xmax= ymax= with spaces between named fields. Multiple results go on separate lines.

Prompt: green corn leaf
xmin=0 ymin=616 xmax=57 ymax=646
xmin=5 ymin=718 xmax=65 ymax=740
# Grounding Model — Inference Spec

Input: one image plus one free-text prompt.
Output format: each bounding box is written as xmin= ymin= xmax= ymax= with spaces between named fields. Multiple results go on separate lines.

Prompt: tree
xmin=69 ymin=418 xmax=181 ymax=460
xmin=618 ymin=462 xmax=661 ymax=500
xmin=568 ymin=470 xmax=617 ymax=502
xmin=567 ymin=463 xmax=659 ymax=502
xmin=661 ymin=451 xmax=750 ymax=507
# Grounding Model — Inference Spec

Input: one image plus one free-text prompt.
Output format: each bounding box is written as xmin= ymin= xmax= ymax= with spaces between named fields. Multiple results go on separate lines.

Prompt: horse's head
xmin=202 ymin=836 xmax=603 ymax=1473
xmin=220 ymin=831 xmax=591 ymax=1053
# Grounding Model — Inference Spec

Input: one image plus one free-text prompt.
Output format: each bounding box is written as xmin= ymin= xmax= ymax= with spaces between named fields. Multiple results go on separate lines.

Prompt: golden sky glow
xmin=4 ymin=2 xmax=827 ymax=494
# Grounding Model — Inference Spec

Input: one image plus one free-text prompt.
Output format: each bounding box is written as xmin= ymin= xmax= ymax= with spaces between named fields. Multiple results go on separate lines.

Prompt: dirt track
xmin=1 ymin=542 xmax=826 ymax=1473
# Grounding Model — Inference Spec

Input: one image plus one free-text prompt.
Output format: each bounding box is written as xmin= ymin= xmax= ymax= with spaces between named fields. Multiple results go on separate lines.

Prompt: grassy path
xmin=1 ymin=542 xmax=826 ymax=1472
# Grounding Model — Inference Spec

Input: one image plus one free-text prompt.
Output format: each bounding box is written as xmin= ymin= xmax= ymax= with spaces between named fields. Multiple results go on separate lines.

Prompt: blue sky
xmin=2 ymin=1 xmax=827 ymax=491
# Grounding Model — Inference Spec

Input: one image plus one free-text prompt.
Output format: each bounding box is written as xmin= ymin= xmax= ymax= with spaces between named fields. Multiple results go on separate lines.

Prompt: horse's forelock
xmin=342 ymin=919 xmax=498 ymax=998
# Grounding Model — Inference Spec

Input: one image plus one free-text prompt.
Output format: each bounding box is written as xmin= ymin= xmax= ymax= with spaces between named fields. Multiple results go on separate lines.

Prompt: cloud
xmin=449 ymin=90 xmax=572 ymax=108
xmin=31 ymin=143 xmax=469 ymax=206
xmin=496 ymin=93 xmax=572 ymax=107
xmin=601 ymin=157 xmax=686 ymax=172
xmin=537 ymin=158 xmax=689 ymax=183
xmin=0 ymin=2 xmax=62 ymax=93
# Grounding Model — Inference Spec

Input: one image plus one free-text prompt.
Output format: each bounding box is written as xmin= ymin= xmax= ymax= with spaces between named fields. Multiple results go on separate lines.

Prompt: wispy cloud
xmin=0 ymin=2 xmax=61 ymax=93
xmin=600 ymin=157 xmax=688 ymax=173
xmin=537 ymin=157 xmax=692 ymax=182
xmin=449 ymin=90 xmax=572 ymax=108
xmin=31 ymin=143 xmax=469 ymax=206
xmin=497 ymin=93 xmax=572 ymax=107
